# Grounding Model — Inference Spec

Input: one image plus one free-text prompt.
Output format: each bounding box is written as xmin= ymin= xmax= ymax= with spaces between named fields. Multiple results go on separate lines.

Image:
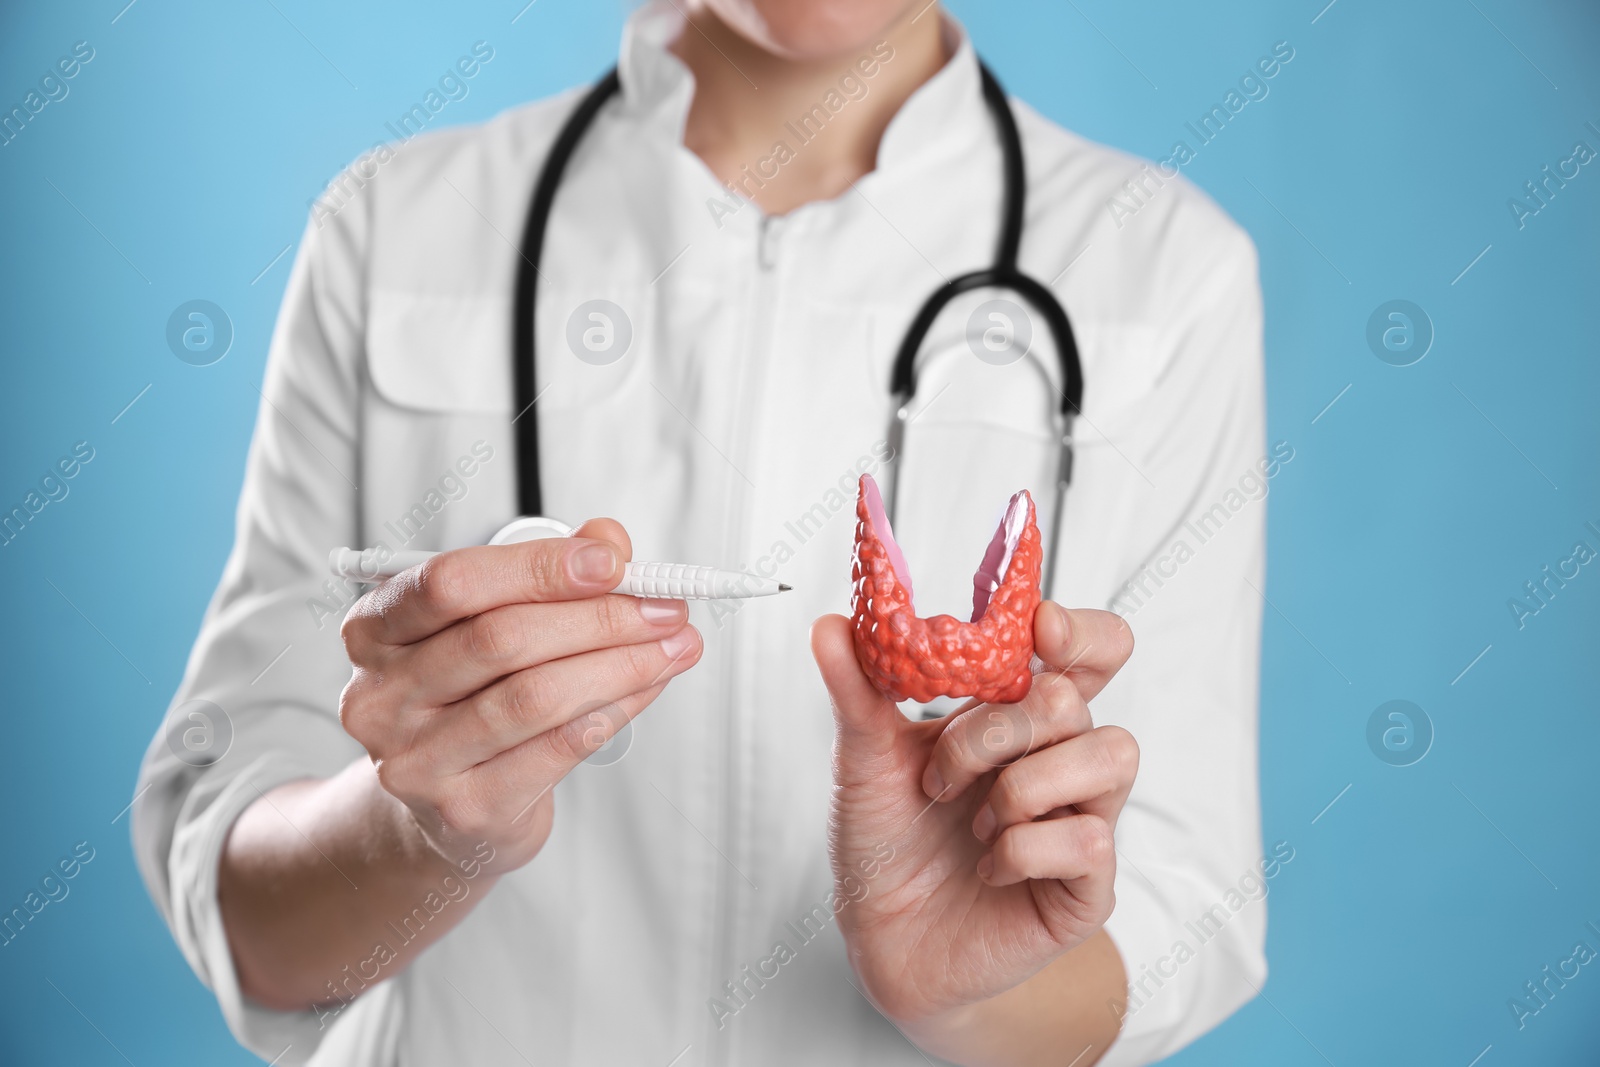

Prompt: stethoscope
xmin=511 ymin=61 xmax=1083 ymax=596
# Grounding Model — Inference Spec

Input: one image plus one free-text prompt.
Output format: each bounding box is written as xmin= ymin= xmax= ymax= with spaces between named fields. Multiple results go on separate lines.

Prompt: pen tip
xmin=778 ymin=584 xmax=792 ymax=592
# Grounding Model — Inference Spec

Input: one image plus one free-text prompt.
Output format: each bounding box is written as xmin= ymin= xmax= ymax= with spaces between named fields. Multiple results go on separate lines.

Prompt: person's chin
xmin=729 ymin=0 xmax=919 ymax=61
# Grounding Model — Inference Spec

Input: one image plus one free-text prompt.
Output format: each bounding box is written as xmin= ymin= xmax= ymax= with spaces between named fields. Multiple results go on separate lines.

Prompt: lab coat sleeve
xmin=130 ymin=197 xmax=372 ymax=1062
xmin=1092 ymin=221 xmax=1270 ymax=1065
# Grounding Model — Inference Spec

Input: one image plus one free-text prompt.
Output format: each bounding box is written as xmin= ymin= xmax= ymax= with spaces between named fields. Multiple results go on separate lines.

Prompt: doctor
xmin=135 ymin=1 xmax=1268 ymax=1065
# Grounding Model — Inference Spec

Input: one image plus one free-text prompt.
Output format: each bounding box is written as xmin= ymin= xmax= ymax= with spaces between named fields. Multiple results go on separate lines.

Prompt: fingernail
xmin=976 ymin=853 xmax=994 ymax=881
xmin=922 ymin=764 xmax=947 ymax=801
xmin=659 ymin=626 xmax=699 ymax=664
xmin=972 ymin=805 xmax=996 ymax=843
xmin=638 ymin=598 xmax=683 ymax=625
xmin=571 ymin=544 xmax=618 ymax=583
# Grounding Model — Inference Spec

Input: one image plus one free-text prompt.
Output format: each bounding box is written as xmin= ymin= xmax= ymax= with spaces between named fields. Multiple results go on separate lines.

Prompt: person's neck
xmin=670 ymin=6 xmax=950 ymax=217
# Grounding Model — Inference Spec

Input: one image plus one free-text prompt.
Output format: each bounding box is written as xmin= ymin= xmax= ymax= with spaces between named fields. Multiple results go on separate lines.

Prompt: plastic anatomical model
xmin=849 ymin=474 xmax=1042 ymax=705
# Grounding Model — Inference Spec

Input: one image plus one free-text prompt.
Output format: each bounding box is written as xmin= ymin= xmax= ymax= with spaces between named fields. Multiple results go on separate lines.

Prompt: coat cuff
xmin=169 ymin=751 xmax=337 ymax=1065
xmin=1098 ymin=866 xmax=1187 ymax=1066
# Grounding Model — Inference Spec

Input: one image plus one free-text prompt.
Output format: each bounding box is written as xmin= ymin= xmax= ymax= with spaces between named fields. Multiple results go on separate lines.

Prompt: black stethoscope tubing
xmin=512 ymin=60 xmax=1083 ymax=591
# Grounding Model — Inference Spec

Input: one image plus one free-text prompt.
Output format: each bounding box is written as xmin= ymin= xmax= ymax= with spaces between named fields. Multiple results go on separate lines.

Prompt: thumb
xmin=569 ymin=517 xmax=633 ymax=561
xmin=810 ymin=614 xmax=903 ymax=763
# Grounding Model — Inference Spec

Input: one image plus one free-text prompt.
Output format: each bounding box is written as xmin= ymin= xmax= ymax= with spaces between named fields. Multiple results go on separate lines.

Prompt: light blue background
xmin=2 ymin=0 xmax=1596 ymax=1063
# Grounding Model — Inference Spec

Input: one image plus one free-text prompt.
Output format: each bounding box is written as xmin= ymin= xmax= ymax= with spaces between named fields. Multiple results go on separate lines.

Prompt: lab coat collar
xmin=616 ymin=0 xmax=989 ymax=176
xmin=875 ymin=18 xmax=986 ymax=171
xmin=615 ymin=0 xmax=697 ymax=142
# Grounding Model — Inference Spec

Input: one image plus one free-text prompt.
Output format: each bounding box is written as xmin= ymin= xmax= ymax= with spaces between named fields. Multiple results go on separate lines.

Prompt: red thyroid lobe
xmin=849 ymin=474 xmax=1042 ymax=705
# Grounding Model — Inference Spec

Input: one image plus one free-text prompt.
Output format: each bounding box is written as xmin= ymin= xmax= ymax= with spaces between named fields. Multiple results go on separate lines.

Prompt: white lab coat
xmin=133 ymin=5 xmax=1268 ymax=1065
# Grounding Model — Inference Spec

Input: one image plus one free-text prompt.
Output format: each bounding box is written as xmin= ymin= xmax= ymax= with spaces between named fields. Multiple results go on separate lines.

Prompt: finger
xmin=397 ymin=595 xmax=689 ymax=705
xmin=972 ymin=726 xmax=1139 ymax=844
xmin=351 ymin=522 xmax=633 ymax=647
xmin=981 ymin=813 xmax=1116 ymax=894
xmin=422 ymin=625 xmax=702 ymax=771
xmin=1033 ymin=603 xmax=1134 ymax=703
xmin=448 ymin=679 xmax=671 ymax=832
xmin=570 ymin=517 xmax=632 ymax=562
xmin=921 ymin=670 xmax=1090 ymax=802
xmin=810 ymin=614 xmax=904 ymax=767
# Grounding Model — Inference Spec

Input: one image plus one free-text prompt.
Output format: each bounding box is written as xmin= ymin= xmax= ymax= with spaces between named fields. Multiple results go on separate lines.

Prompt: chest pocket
xmin=367 ymin=290 xmax=512 ymax=413
xmin=1068 ymin=319 xmax=1162 ymax=443
xmin=365 ymin=285 xmax=651 ymax=415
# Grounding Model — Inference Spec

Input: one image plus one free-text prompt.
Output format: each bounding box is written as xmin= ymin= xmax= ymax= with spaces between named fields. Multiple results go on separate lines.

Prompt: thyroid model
xmin=849 ymin=474 xmax=1042 ymax=705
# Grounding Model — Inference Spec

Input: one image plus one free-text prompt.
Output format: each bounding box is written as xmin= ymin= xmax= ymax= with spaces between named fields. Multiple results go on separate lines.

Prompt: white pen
xmin=328 ymin=546 xmax=790 ymax=600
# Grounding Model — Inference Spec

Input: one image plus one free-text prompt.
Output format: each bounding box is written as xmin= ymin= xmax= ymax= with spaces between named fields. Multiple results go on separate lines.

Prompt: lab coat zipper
xmin=705 ymin=212 xmax=784 ymax=1067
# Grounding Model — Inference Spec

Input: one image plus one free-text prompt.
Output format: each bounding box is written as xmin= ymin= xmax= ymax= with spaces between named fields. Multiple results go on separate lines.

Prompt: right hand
xmin=338 ymin=518 xmax=701 ymax=874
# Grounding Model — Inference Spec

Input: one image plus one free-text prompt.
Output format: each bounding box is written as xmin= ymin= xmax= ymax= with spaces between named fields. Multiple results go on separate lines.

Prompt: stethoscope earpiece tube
xmin=512 ymin=69 xmax=623 ymax=518
xmin=979 ymin=63 xmax=1025 ymax=273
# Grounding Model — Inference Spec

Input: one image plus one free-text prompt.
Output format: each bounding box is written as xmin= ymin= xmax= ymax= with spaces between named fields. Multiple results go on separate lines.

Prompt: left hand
xmin=810 ymin=601 xmax=1138 ymax=1026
